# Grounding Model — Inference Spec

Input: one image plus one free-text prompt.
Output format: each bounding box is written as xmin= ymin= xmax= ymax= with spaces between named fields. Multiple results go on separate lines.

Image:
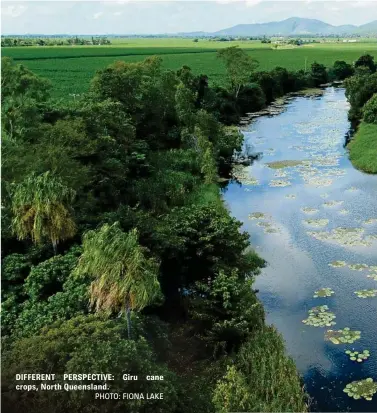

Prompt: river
xmin=223 ymin=87 xmax=377 ymax=411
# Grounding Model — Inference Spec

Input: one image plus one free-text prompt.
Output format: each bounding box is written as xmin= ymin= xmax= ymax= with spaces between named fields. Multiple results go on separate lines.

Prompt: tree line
xmin=1 ymin=36 xmax=112 ymax=47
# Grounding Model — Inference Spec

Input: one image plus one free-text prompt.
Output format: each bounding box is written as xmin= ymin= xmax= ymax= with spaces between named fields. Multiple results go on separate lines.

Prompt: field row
xmin=6 ymin=42 xmax=377 ymax=99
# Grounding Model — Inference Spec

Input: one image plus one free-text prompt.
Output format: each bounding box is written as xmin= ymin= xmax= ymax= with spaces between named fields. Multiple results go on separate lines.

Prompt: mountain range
xmin=180 ymin=17 xmax=377 ymax=37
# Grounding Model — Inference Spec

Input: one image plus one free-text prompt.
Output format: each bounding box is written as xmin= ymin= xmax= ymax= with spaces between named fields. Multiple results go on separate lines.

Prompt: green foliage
xmin=345 ymin=72 xmax=377 ymax=120
xmin=1 ymin=57 xmax=51 ymax=140
xmin=10 ymin=171 xmax=76 ymax=251
xmin=355 ymin=54 xmax=376 ymax=73
xmin=348 ymin=122 xmax=377 ymax=174
xmin=24 ymin=246 xmax=81 ymax=301
xmin=2 ymin=315 xmax=180 ymax=413
xmin=331 ymin=60 xmax=354 ymax=80
xmin=310 ymin=61 xmax=328 ymax=86
xmin=363 ymin=93 xmax=377 ymax=124
xmin=191 ymin=270 xmax=264 ymax=357
xmin=213 ymin=326 xmax=308 ymax=412
xmin=217 ymin=46 xmax=259 ymax=97
xmin=154 ymin=204 xmax=264 ymax=298
xmin=77 ymin=223 xmax=162 ymax=316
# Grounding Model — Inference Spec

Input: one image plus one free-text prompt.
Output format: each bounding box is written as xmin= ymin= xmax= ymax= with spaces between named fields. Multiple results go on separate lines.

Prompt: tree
xmin=363 ymin=93 xmax=377 ymax=124
xmin=10 ymin=172 xmax=76 ymax=254
xmin=331 ymin=60 xmax=354 ymax=80
xmin=345 ymin=72 xmax=377 ymax=120
xmin=2 ymin=316 xmax=179 ymax=413
xmin=75 ymin=222 xmax=161 ymax=338
xmin=310 ymin=62 xmax=328 ymax=86
xmin=217 ymin=47 xmax=258 ymax=98
xmin=355 ymin=54 xmax=376 ymax=73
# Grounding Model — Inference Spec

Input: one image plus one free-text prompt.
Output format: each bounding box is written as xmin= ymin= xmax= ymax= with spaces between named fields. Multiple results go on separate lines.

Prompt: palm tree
xmin=76 ymin=222 xmax=161 ymax=339
xmin=10 ymin=171 xmax=76 ymax=254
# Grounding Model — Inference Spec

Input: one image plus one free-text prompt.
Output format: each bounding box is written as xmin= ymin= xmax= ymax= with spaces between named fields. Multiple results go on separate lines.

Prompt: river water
xmin=223 ymin=88 xmax=377 ymax=412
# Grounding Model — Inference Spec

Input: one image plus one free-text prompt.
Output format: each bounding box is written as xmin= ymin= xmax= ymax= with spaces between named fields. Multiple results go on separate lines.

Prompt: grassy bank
xmin=348 ymin=122 xmax=377 ymax=174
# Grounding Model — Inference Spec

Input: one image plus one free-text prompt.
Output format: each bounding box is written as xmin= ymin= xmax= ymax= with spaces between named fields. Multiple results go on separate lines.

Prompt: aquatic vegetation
xmin=307 ymin=227 xmax=371 ymax=247
xmin=302 ymin=305 xmax=336 ymax=327
xmin=339 ymin=209 xmax=349 ymax=215
xmin=305 ymin=177 xmax=333 ymax=187
xmin=274 ymin=170 xmax=290 ymax=178
xmin=257 ymin=221 xmax=271 ymax=228
xmin=345 ymin=349 xmax=370 ymax=362
xmin=264 ymin=227 xmax=280 ymax=234
xmin=301 ymin=207 xmax=319 ymax=214
xmin=232 ymin=165 xmax=260 ymax=186
xmin=303 ymin=219 xmax=329 ymax=227
xmin=367 ymin=274 xmax=377 ymax=281
xmin=320 ymin=193 xmax=329 ymax=199
xmin=323 ymin=200 xmax=344 ymax=208
xmin=269 ymin=180 xmax=291 ymax=187
xmin=248 ymin=212 xmax=266 ymax=220
xmin=364 ymin=218 xmax=377 ymax=225
xmin=346 ymin=186 xmax=358 ymax=192
xmin=343 ymin=378 xmax=377 ymax=401
xmin=348 ymin=263 xmax=369 ymax=271
xmin=266 ymin=160 xmax=305 ymax=169
xmin=313 ymin=288 xmax=334 ymax=298
xmin=354 ymin=289 xmax=377 ymax=298
xmin=325 ymin=327 xmax=361 ymax=344
xmin=329 ymin=261 xmax=347 ymax=268
xmin=285 ymin=194 xmax=296 ymax=199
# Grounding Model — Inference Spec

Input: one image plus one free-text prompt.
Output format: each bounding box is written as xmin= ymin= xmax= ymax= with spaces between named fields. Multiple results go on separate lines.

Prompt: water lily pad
xmin=367 ymin=274 xmax=377 ymax=281
xmin=257 ymin=221 xmax=271 ymax=228
xmin=301 ymin=207 xmax=319 ymax=214
xmin=343 ymin=378 xmax=377 ymax=401
xmin=320 ymin=193 xmax=330 ymax=199
xmin=339 ymin=209 xmax=349 ymax=215
xmin=345 ymin=349 xmax=370 ymax=362
xmin=364 ymin=218 xmax=377 ymax=225
xmin=325 ymin=328 xmax=361 ymax=344
xmin=329 ymin=261 xmax=347 ymax=268
xmin=285 ymin=194 xmax=296 ymax=199
xmin=313 ymin=288 xmax=335 ymax=298
xmin=302 ymin=305 xmax=336 ymax=327
xmin=323 ymin=200 xmax=344 ymax=208
xmin=248 ymin=212 xmax=266 ymax=220
xmin=354 ymin=289 xmax=377 ymax=298
xmin=266 ymin=160 xmax=305 ymax=169
xmin=307 ymin=227 xmax=371 ymax=247
xmin=304 ymin=219 xmax=329 ymax=227
xmin=348 ymin=263 xmax=369 ymax=271
xmin=269 ymin=180 xmax=292 ymax=187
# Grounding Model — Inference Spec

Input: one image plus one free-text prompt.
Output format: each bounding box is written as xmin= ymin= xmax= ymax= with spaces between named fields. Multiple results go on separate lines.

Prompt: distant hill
xmin=183 ymin=17 xmax=377 ymax=37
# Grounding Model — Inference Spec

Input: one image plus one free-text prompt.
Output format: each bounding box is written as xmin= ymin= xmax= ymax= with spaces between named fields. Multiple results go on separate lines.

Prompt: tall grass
xmin=348 ymin=122 xmax=377 ymax=174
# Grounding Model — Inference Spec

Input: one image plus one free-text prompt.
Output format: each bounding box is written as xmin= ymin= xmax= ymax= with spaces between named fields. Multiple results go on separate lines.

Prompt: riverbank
xmin=348 ymin=122 xmax=377 ymax=174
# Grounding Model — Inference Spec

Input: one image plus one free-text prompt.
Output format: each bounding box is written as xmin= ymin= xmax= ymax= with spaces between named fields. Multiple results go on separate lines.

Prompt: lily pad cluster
xmin=349 ymin=263 xmax=369 ymax=271
xmin=354 ymin=289 xmax=377 ymax=298
xmin=367 ymin=274 xmax=377 ymax=281
xmin=325 ymin=327 xmax=361 ymax=344
xmin=269 ymin=179 xmax=291 ymax=187
xmin=302 ymin=305 xmax=336 ymax=327
xmin=323 ymin=200 xmax=344 ymax=208
xmin=248 ymin=212 xmax=266 ymax=220
xmin=313 ymin=288 xmax=334 ymax=298
xmin=343 ymin=378 xmax=377 ymax=401
xmin=304 ymin=219 xmax=329 ymax=227
xmin=339 ymin=209 xmax=349 ymax=215
xmin=301 ymin=207 xmax=319 ymax=214
xmin=285 ymin=194 xmax=296 ymax=199
xmin=329 ymin=260 xmax=347 ymax=268
xmin=364 ymin=218 xmax=377 ymax=225
xmin=345 ymin=349 xmax=370 ymax=362
xmin=307 ymin=227 xmax=372 ymax=247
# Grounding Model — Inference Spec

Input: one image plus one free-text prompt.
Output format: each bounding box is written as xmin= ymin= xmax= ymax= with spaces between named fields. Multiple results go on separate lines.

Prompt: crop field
xmin=3 ymin=38 xmax=377 ymax=99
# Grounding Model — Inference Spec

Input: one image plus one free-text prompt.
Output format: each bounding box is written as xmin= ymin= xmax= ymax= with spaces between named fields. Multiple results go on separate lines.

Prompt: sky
xmin=2 ymin=0 xmax=377 ymax=35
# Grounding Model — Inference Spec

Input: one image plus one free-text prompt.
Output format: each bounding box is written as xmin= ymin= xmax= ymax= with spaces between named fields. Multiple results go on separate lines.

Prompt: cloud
xmin=93 ymin=11 xmax=104 ymax=19
xmin=1 ymin=4 xmax=27 ymax=18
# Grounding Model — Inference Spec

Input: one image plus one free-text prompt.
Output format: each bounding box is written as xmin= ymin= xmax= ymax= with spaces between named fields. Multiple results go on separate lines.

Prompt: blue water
xmin=223 ymin=88 xmax=377 ymax=412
